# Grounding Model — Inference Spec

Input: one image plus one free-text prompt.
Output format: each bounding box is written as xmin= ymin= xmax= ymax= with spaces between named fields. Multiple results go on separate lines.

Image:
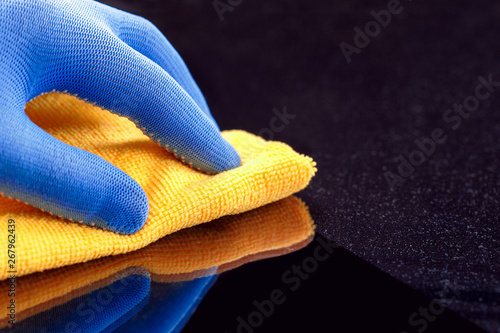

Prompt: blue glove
xmin=0 ymin=0 xmax=240 ymax=234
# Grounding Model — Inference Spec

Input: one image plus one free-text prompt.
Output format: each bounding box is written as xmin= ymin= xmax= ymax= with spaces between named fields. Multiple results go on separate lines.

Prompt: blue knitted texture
xmin=0 ymin=0 xmax=240 ymax=234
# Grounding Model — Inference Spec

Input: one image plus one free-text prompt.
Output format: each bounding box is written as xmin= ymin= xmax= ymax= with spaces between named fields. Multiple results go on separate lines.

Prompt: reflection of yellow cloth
xmin=0 ymin=93 xmax=316 ymax=279
xmin=0 ymin=196 xmax=314 ymax=327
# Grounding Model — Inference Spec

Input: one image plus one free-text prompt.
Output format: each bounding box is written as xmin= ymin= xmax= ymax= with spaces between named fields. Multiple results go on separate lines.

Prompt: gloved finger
xmin=42 ymin=32 xmax=240 ymax=174
xmin=102 ymin=7 xmax=218 ymax=128
xmin=0 ymin=113 xmax=149 ymax=234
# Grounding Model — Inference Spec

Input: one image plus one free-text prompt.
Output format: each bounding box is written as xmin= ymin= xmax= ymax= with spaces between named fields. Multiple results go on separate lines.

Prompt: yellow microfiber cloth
xmin=0 ymin=196 xmax=315 ymax=327
xmin=0 ymin=93 xmax=316 ymax=279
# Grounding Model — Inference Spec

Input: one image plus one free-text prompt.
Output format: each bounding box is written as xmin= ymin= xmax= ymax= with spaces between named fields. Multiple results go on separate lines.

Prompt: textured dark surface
xmin=100 ymin=0 xmax=499 ymax=331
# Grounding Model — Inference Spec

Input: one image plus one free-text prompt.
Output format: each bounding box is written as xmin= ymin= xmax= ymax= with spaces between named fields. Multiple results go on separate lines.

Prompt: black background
xmin=100 ymin=0 xmax=499 ymax=332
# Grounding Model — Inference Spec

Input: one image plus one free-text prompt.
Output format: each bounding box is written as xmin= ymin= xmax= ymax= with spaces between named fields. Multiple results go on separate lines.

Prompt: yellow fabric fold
xmin=0 ymin=93 xmax=317 ymax=279
xmin=0 ymin=196 xmax=315 ymax=327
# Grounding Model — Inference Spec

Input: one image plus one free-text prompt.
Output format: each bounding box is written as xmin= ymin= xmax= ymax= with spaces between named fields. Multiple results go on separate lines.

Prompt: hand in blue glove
xmin=0 ymin=0 xmax=240 ymax=234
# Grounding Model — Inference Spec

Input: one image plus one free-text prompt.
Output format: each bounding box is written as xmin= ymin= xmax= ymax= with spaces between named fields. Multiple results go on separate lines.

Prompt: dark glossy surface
xmin=185 ymin=235 xmax=484 ymax=333
xmin=0 ymin=236 xmax=482 ymax=333
xmin=100 ymin=0 xmax=498 ymax=331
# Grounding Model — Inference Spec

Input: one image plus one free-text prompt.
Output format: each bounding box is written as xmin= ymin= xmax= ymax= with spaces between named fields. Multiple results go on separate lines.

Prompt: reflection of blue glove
xmin=0 ymin=0 xmax=240 ymax=234
xmin=109 ymin=276 xmax=217 ymax=333
xmin=2 ymin=273 xmax=151 ymax=333
xmin=0 ymin=272 xmax=216 ymax=333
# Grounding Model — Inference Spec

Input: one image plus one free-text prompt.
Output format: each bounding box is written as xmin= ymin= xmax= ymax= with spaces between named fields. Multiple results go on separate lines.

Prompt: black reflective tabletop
xmin=11 ymin=0 xmax=500 ymax=332
xmin=0 ymin=231 xmax=484 ymax=333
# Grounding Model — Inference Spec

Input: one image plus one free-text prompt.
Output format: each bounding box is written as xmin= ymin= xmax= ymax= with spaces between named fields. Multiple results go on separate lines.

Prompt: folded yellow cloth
xmin=0 ymin=93 xmax=316 ymax=279
xmin=0 ymin=196 xmax=315 ymax=327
